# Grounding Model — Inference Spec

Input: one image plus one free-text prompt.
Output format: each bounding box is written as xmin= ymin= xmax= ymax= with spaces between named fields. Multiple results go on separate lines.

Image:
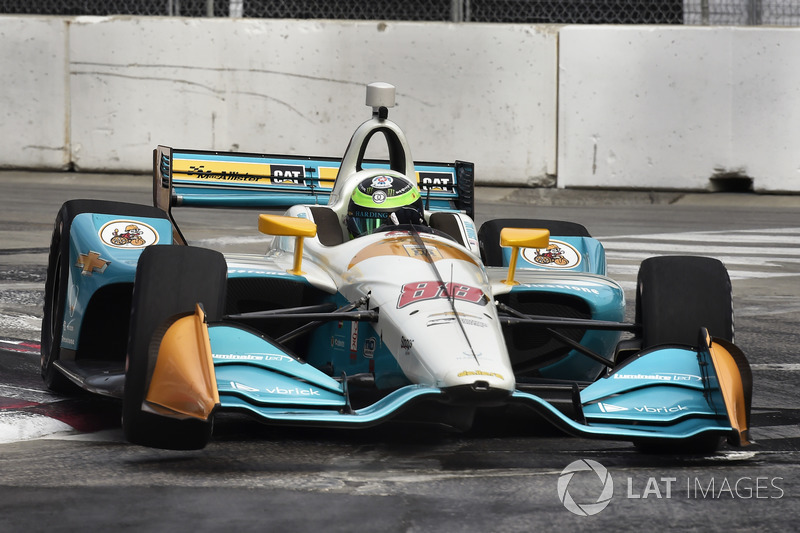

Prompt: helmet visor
xmin=347 ymin=214 xmax=385 ymax=237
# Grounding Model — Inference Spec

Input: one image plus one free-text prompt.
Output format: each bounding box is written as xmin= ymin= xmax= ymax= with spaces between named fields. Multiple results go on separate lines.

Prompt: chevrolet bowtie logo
xmin=76 ymin=251 xmax=110 ymax=275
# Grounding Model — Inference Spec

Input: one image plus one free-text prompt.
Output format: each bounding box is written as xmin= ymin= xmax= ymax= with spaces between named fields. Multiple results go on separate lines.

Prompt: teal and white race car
xmin=41 ymin=83 xmax=751 ymax=451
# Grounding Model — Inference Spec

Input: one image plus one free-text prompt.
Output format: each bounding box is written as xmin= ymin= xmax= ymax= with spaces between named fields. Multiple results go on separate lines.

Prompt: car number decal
xmin=397 ymin=281 xmax=487 ymax=309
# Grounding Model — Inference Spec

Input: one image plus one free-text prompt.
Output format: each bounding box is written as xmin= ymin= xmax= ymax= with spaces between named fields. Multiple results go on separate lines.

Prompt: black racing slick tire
xmin=41 ymin=200 xmax=169 ymax=393
xmin=635 ymin=256 xmax=734 ymax=350
xmin=122 ymin=245 xmax=227 ymax=450
xmin=478 ymin=218 xmax=591 ymax=267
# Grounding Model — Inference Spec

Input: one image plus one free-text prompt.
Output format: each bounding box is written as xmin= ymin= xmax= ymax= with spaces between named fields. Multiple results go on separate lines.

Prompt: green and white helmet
xmin=345 ymin=175 xmax=424 ymax=237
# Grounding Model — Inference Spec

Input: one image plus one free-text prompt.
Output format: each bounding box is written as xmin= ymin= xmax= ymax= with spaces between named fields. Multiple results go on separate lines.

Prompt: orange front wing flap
xmin=145 ymin=304 xmax=220 ymax=420
xmin=706 ymin=332 xmax=753 ymax=446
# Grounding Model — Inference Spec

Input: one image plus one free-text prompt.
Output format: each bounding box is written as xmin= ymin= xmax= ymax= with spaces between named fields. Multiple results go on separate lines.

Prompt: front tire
xmin=635 ymin=256 xmax=734 ymax=350
xmin=122 ymin=245 xmax=227 ymax=450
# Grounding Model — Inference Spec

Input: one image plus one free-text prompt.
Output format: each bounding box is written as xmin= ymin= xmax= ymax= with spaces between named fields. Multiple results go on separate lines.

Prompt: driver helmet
xmin=345 ymin=175 xmax=424 ymax=238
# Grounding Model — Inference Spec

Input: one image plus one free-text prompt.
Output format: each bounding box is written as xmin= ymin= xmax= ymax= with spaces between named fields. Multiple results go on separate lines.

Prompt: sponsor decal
xmin=228 ymin=269 xmax=291 ymax=276
xmin=521 ymin=239 xmax=582 ymax=269
xmin=60 ymin=328 xmax=76 ymax=346
xmin=383 ymin=230 xmax=411 ymax=238
xmin=417 ymin=171 xmax=453 ymax=191
xmin=331 ymin=336 xmax=346 ymax=350
xmin=403 ymin=244 xmax=443 ymax=260
xmin=213 ymin=353 xmax=292 ymax=362
xmin=456 ymin=350 xmax=484 ymax=360
xmin=348 ymin=236 xmax=480 ymax=269
xmin=372 ymin=190 xmax=387 ymax=204
xmin=229 ymin=381 xmax=259 ymax=392
xmin=400 ymin=336 xmax=414 ymax=354
xmin=634 ymin=405 xmax=688 ymax=414
xmin=364 ymin=337 xmax=376 ymax=358
xmin=264 ymin=386 xmax=321 ymax=396
xmin=397 ymin=281 xmax=487 ymax=309
xmin=427 ymin=316 xmax=455 ymax=327
xmin=270 ymin=164 xmax=305 ymax=185
xmin=426 ymin=312 xmax=487 ymax=328
xmin=67 ymin=284 xmax=79 ymax=317
xmin=457 ymin=370 xmax=504 ymax=380
xmin=521 ymin=283 xmax=600 ymax=295
xmin=350 ymin=321 xmax=359 ymax=361
xmin=595 ymin=403 xmax=688 ymax=414
xmin=75 ymin=251 xmax=110 ymax=276
xmin=597 ymin=402 xmax=628 ymax=413
xmin=612 ymin=373 xmax=702 ymax=382
xmin=228 ymin=381 xmax=321 ymax=396
xmin=186 ymin=164 xmax=262 ymax=182
xmin=371 ymin=175 xmax=394 ymax=188
xmin=99 ymin=220 xmax=159 ymax=249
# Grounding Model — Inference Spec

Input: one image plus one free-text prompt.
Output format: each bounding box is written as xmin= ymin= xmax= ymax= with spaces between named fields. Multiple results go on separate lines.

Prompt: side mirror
xmin=499 ymin=228 xmax=550 ymax=285
xmin=259 ymin=214 xmax=317 ymax=276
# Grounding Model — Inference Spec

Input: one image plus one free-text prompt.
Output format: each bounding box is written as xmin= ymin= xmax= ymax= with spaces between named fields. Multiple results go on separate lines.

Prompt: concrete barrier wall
xmin=1 ymin=17 xmax=69 ymax=169
xmin=558 ymin=26 xmax=800 ymax=193
xmin=61 ymin=17 xmax=558 ymax=185
xmin=1 ymin=16 xmax=798 ymax=192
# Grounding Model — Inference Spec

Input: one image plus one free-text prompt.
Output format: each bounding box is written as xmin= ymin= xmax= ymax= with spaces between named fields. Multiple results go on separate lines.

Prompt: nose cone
xmin=441 ymin=368 xmax=514 ymax=405
xmin=443 ymin=367 xmax=514 ymax=389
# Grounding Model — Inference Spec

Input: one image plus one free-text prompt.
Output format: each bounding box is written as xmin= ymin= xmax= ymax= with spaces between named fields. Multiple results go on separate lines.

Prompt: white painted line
xmin=0 ymin=384 xmax=60 ymax=404
xmin=750 ymin=363 xmax=800 ymax=371
xmin=193 ymin=235 xmax=267 ymax=246
xmin=0 ymin=411 xmax=74 ymax=444
xmin=0 ymin=313 xmax=41 ymax=333
xmin=602 ymin=242 xmax=800 ymax=256
xmin=608 ymin=264 xmax=798 ymax=281
xmin=608 ymin=252 xmax=800 ymax=266
xmin=42 ymin=428 xmax=125 ymax=443
xmin=599 ymin=227 xmax=800 ymax=241
xmin=751 ymin=425 xmax=800 ymax=440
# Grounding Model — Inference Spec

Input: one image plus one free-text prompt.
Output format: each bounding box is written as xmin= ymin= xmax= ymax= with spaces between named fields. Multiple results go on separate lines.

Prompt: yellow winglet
xmin=145 ymin=304 xmax=219 ymax=421
xmin=259 ymin=214 xmax=317 ymax=275
xmin=499 ymin=228 xmax=550 ymax=285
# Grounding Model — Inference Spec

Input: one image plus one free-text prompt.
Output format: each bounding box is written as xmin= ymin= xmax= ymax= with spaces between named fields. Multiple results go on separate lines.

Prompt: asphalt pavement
xmin=1 ymin=171 xmax=799 ymax=532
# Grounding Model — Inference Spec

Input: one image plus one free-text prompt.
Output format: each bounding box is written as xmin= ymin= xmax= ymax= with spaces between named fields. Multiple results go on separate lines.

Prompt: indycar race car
xmin=41 ymin=83 xmax=752 ymax=451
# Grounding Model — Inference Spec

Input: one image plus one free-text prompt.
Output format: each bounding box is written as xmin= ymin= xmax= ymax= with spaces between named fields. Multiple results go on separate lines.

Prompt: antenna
xmin=366 ymin=82 xmax=396 ymax=117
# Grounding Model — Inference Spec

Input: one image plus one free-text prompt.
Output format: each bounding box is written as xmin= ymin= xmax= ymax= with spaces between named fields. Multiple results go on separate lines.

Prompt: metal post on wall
xmin=207 ymin=0 xmax=214 ymax=17
xmin=230 ymin=0 xmax=244 ymax=17
xmin=701 ymin=0 xmax=709 ymax=25
xmin=747 ymin=0 xmax=763 ymax=25
xmin=451 ymin=0 xmax=470 ymax=22
xmin=167 ymin=0 xmax=180 ymax=16
xmin=451 ymin=0 xmax=463 ymax=22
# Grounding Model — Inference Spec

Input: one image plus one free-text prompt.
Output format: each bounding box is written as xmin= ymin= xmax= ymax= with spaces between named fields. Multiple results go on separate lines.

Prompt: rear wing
xmin=153 ymin=146 xmax=475 ymax=242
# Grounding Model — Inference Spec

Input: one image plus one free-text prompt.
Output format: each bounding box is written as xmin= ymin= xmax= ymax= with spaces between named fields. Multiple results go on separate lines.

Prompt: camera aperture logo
xmin=557 ymin=459 xmax=614 ymax=516
xmin=557 ymin=458 xmax=785 ymax=516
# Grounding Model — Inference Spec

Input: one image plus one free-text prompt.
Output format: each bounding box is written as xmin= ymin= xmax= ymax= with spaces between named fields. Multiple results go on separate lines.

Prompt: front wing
xmin=148 ymin=307 xmax=751 ymax=448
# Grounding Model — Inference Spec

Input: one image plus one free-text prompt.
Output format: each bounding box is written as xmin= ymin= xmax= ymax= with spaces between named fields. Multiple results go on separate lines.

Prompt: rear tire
xmin=41 ymin=200 xmax=168 ymax=393
xmin=478 ymin=218 xmax=590 ymax=266
xmin=635 ymin=256 xmax=734 ymax=350
xmin=122 ymin=245 xmax=227 ymax=450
